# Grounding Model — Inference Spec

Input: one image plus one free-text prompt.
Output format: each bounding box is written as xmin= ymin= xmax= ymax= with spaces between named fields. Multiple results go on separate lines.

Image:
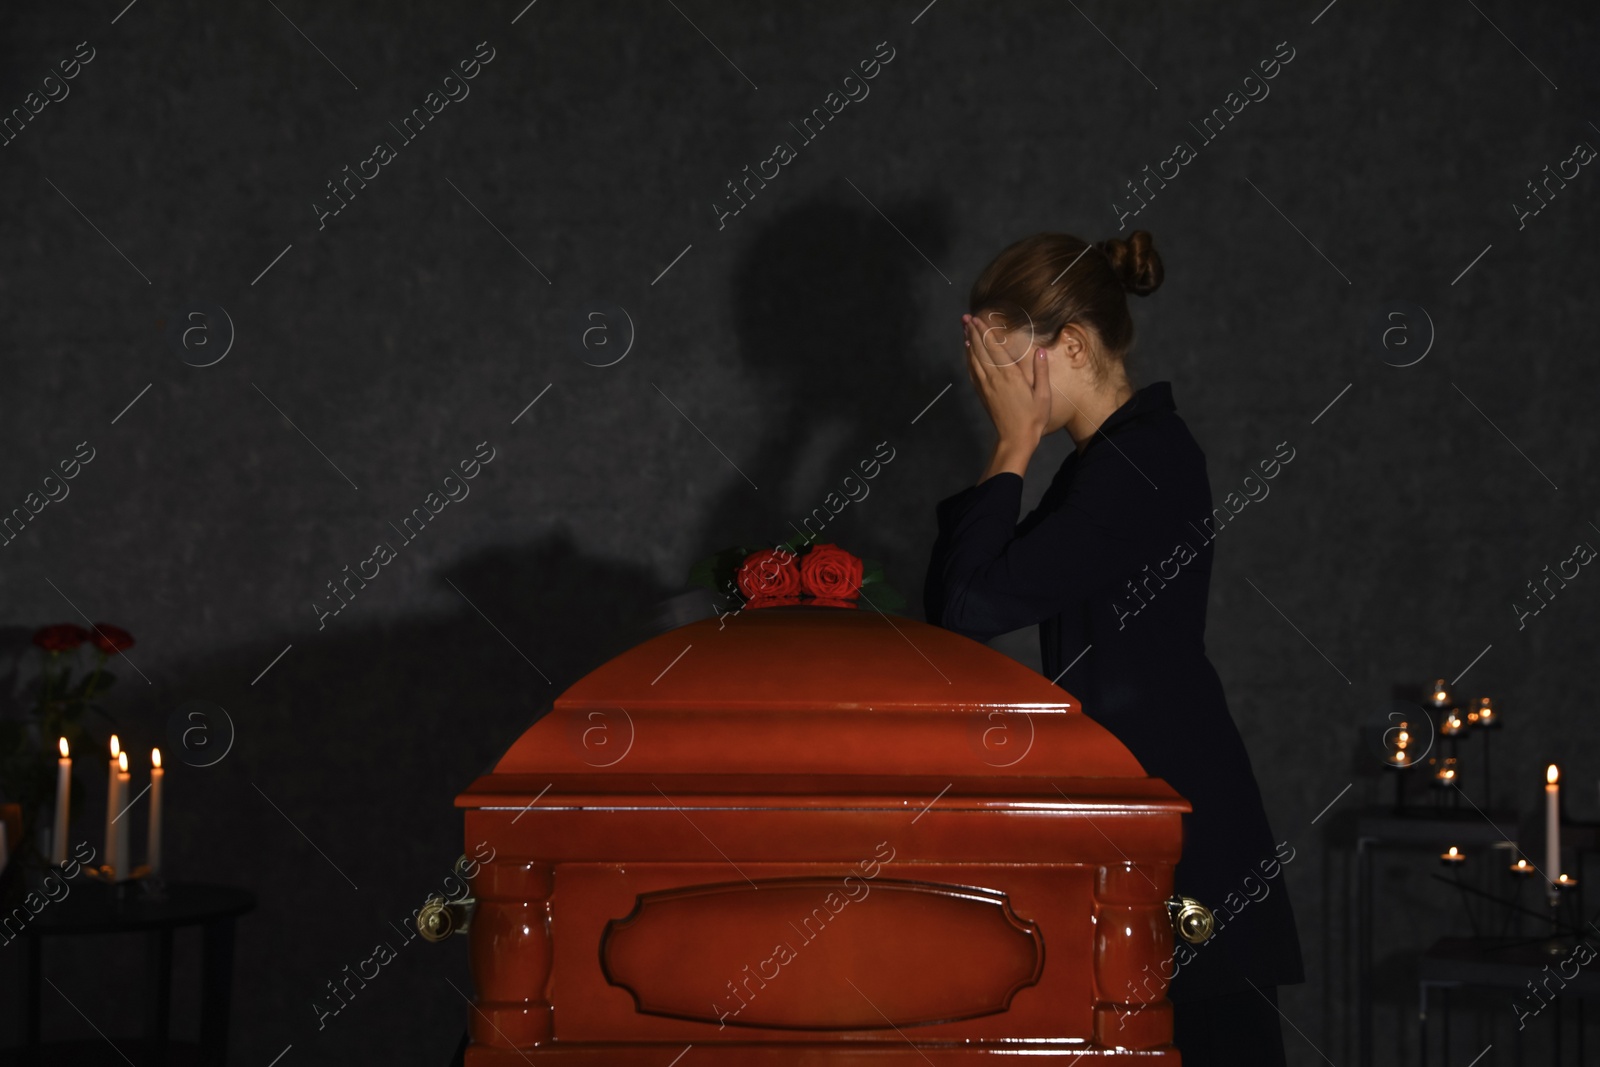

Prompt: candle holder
xmin=1547 ymin=870 xmax=1579 ymax=912
xmin=1429 ymin=757 xmax=1458 ymax=788
xmin=1439 ymin=708 xmax=1466 ymax=738
xmin=82 ymin=862 xmax=146 ymax=885
xmin=1371 ymin=702 xmax=1434 ymax=813
xmin=1428 ymin=679 xmax=1453 ymax=710
xmin=1472 ymin=696 xmax=1499 ymax=808
xmin=79 ymin=862 xmax=166 ymax=904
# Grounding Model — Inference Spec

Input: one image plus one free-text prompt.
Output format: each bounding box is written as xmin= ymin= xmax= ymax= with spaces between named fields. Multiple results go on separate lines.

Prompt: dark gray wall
xmin=2 ymin=1 xmax=1597 ymax=1064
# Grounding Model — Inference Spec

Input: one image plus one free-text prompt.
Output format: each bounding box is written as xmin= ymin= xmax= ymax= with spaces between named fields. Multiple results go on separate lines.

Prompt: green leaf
xmin=688 ymin=545 xmax=754 ymax=595
xmin=859 ymin=581 xmax=907 ymax=614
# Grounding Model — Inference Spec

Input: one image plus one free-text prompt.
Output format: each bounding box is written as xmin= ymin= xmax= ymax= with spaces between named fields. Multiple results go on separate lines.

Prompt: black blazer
xmin=924 ymin=380 xmax=1305 ymax=1001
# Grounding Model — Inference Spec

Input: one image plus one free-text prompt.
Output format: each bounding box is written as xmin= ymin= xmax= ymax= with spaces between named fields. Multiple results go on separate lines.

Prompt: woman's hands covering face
xmin=963 ymin=311 xmax=1050 ymax=448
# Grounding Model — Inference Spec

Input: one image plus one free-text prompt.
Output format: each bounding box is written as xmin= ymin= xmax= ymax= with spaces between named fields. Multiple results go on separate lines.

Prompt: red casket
xmin=451 ymin=604 xmax=1190 ymax=1063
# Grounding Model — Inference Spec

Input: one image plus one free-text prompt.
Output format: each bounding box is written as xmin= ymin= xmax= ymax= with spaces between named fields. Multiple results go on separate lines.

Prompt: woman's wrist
xmin=980 ymin=437 xmax=1038 ymax=483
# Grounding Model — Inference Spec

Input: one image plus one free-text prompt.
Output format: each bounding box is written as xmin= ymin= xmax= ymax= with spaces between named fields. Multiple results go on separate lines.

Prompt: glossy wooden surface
xmin=491 ymin=605 xmax=1147 ymax=779
xmin=455 ymin=606 xmax=1188 ymax=1063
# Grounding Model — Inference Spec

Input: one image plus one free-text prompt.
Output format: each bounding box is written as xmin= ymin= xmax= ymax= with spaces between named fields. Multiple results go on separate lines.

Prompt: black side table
xmin=10 ymin=880 xmax=255 ymax=1066
xmin=1324 ymin=804 xmax=1523 ymax=1067
xmin=1419 ymin=936 xmax=1600 ymax=1065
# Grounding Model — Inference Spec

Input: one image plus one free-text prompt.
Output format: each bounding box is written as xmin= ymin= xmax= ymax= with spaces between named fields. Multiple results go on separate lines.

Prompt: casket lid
xmin=561 ymin=603 xmax=1075 ymax=712
xmin=463 ymin=606 xmax=1162 ymax=786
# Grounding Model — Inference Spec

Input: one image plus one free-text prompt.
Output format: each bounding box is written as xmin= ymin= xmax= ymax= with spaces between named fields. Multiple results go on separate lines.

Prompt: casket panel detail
xmin=600 ymin=877 xmax=1044 ymax=1030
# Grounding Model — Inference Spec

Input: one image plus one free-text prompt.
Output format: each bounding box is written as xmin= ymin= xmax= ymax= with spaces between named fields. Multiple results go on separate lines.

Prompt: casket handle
xmin=417 ymin=893 xmax=477 ymax=942
xmin=1167 ymin=895 xmax=1215 ymax=944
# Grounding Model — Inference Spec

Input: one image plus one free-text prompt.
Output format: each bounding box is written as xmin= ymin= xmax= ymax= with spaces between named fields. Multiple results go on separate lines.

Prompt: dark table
xmin=1420 ymin=936 xmax=1600 ymax=1065
xmin=1324 ymin=804 xmax=1523 ymax=1067
xmin=9 ymin=879 xmax=255 ymax=1066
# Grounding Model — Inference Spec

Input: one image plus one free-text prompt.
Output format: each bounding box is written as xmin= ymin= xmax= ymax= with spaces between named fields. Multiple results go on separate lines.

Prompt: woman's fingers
xmin=977 ymin=310 xmax=1029 ymax=368
xmin=963 ymin=316 xmax=991 ymax=383
xmin=966 ymin=314 xmax=1013 ymax=378
xmin=1031 ymin=346 xmax=1052 ymax=422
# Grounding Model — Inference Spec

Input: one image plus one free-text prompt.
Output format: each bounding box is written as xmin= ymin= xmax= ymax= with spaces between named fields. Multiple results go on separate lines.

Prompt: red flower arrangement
xmin=88 ymin=624 xmax=135 ymax=655
xmin=32 ymin=624 xmax=89 ymax=652
xmin=693 ymin=541 xmax=901 ymax=613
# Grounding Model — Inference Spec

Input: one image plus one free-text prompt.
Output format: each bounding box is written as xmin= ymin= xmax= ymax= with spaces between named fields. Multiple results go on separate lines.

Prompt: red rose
xmin=736 ymin=549 xmax=801 ymax=599
xmin=89 ymin=624 xmax=135 ymax=654
xmin=33 ymin=624 xmax=88 ymax=652
xmin=800 ymin=544 xmax=864 ymax=600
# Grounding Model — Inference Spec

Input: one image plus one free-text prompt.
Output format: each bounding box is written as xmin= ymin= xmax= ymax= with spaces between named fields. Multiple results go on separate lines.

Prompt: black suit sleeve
xmin=924 ymin=470 xmax=1147 ymax=643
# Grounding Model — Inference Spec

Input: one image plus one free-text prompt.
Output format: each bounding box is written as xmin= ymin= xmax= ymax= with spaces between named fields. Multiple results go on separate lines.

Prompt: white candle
xmin=52 ymin=738 xmax=71 ymax=866
xmin=147 ymin=748 xmax=163 ymax=876
xmin=110 ymin=750 xmax=131 ymax=880
xmin=1546 ymin=763 xmax=1560 ymax=902
xmin=104 ymin=735 xmax=120 ymax=875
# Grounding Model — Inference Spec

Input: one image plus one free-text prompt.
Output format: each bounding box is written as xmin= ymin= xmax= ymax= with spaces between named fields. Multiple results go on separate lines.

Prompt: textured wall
xmin=1 ymin=1 xmax=1597 ymax=1064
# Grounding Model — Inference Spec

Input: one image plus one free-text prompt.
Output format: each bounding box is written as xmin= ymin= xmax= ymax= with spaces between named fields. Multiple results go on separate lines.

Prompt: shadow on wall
xmin=681 ymin=190 xmax=983 ymax=626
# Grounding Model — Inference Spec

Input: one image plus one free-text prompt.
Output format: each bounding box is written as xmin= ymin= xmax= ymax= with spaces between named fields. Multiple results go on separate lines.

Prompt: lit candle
xmin=1547 ymin=764 xmax=1560 ymax=902
xmin=1430 ymin=679 xmax=1451 ymax=708
xmin=1510 ymin=857 xmax=1533 ymax=875
xmin=147 ymin=748 xmax=163 ymax=876
xmin=1431 ymin=758 xmax=1457 ymax=787
xmin=104 ymin=735 xmax=120 ymax=874
xmin=52 ymin=738 xmax=71 ymax=866
xmin=1557 ymin=873 xmax=1578 ymax=888
xmin=110 ymin=750 xmax=131 ymax=880
xmin=1440 ymin=710 xmax=1464 ymax=736
xmin=1440 ymin=846 xmax=1466 ymax=866
xmin=1476 ymin=696 xmax=1496 ymax=727
xmin=1385 ymin=722 xmax=1412 ymax=767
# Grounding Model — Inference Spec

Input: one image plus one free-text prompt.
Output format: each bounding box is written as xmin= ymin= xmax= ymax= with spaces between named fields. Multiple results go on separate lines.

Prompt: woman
xmin=923 ymin=230 xmax=1304 ymax=1064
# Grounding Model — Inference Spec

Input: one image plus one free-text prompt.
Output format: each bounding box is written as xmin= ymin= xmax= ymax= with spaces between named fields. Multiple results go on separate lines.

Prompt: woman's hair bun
xmin=1098 ymin=230 xmax=1163 ymax=297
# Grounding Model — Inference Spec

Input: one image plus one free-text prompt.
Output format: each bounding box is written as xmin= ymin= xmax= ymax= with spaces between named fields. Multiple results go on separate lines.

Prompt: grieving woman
xmin=923 ymin=230 xmax=1303 ymax=1064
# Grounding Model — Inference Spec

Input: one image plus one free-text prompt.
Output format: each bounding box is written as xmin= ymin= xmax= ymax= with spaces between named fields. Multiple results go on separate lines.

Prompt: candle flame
xmin=117 ymin=751 xmax=128 ymax=773
xmin=1448 ymin=847 xmax=1459 ymax=857
xmin=1549 ymin=764 xmax=1560 ymax=785
xmin=152 ymin=748 xmax=162 ymax=769
xmin=110 ymin=734 xmax=120 ymax=758
xmin=1516 ymin=859 xmax=1529 ymax=869
xmin=59 ymin=736 xmax=69 ymax=758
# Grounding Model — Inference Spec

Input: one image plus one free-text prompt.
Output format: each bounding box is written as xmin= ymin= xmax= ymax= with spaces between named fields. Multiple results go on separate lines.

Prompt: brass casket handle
xmin=417 ymin=893 xmax=477 ymax=942
xmin=1168 ymin=895 xmax=1214 ymax=944
xmin=417 ymin=853 xmax=481 ymax=942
